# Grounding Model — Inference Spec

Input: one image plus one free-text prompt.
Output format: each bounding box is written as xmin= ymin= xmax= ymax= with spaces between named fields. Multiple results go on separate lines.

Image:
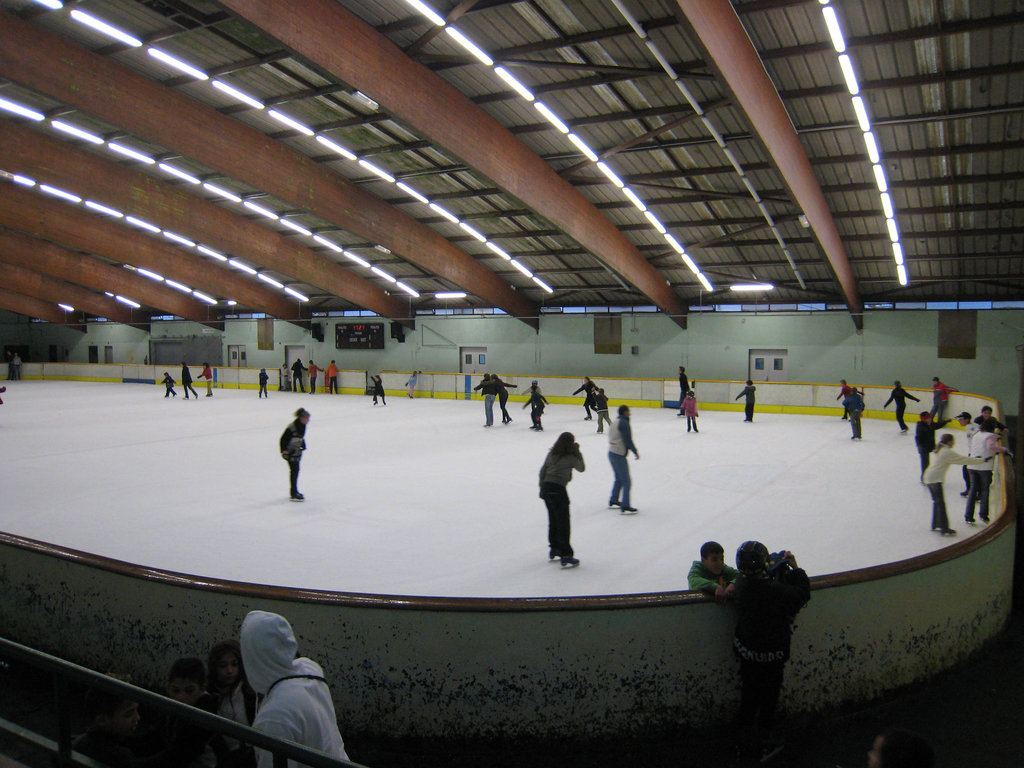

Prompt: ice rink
xmin=0 ymin=380 xmax=994 ymax=598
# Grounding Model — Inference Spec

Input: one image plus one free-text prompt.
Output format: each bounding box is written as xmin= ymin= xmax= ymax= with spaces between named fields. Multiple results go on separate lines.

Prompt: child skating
xmin=682 ymin=390 xmax=699 ymax=433
xmin=161 ymin=372 xmax=177 ymax=398
xmin=523 ymin=383 xmax=549 ymax=431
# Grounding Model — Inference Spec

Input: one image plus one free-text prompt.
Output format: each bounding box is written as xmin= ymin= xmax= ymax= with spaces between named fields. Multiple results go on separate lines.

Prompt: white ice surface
xmin=0 ymin=381 xmax=987 ymax=598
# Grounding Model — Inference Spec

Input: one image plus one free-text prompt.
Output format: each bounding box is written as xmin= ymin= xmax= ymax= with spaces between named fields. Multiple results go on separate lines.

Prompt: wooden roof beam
xmin=0 ymin=262 xmax=139 ymax=326
xmin=217 ymin=0 xmax=688 ymax=327
xmin=0 ymin=11 xmax=537 ymax=327
xmin=0 ymin=286 xmax=83 ymax=328
xmin=673 ymin=0 xmax=863 ymax=328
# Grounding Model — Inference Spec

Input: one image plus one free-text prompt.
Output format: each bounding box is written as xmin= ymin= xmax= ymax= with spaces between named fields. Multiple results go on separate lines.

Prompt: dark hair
xmin=746 ymin=379 xmax=753 ymax=385
xmin=875 ymin=728 xmax=934 ymax=768
xmin=84 ymin=676 xmax=134 ymax=719
xmin=700 ymin=541 xmax=724 ymax=559
xmin=894 ymin=380 xmax=901 ymax=387
xmin=549 ymin=432 xmax=576 ymax=456
xmin=207 ymin=638 xmax=248 ymax=692
xmin=295 ymin=408 xmax=309 ymax=419
xmin=168 ymin=658 xmax=205 ymax=685
xmin=618 ymin=404 xmax=629 ymax=415
xmin=981 ymin=405 xmax=993 ymax=413
xmin=919 ymin=411 xmax=930 ymax=419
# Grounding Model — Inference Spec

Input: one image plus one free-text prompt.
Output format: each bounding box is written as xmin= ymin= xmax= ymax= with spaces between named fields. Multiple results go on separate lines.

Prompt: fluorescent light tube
xmin=315 ymin=135 xmax=357 ymax=161
xmin=148 ymin=48 xmax=209 ymax=80
xmin=445 ymin=27 xmax=493 ymax=66
xmin=39 ymin=184 xmax=81 ymax=203
xmin=268 ymin=109 xmax=314 ymax=136
xmin=211 ymin=79 xmax=264 ymax=109
xmin=108 ymin=142 xmax=155 ymax=164
xmin=534 ymin=102 xmax=569 ymax=134
xmin=85 ymin=200 xmax=124 ymax=217
xmin=202 ymin=183 xmax=242 ymax=203
xmin=396 ymin=182 xmax=429 ymax=204
xmin=158 ymin=163 xmax=200 ymax=184
xmin=70 ymin=10 xmax=142 ymax=47
xmin=243 ymin=200 xmax=279 ymax=220
xmin=494 ymin=67 xmax=534 ymax=101
xmin=51 ymin=120 xmax=104 ymax=144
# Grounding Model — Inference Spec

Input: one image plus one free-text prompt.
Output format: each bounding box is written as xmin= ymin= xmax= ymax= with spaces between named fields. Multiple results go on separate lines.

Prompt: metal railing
xmin=0 ymin=637 xmax=368 ymax=768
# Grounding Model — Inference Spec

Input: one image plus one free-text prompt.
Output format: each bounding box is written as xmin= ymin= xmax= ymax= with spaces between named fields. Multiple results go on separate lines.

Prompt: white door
xmin=748 ymin=349 xmax=788 ymax=382
xmin=227 ymin=345 xmax=246 ymax=367
xmin=460 ymin=347 xmax=488 ymax=374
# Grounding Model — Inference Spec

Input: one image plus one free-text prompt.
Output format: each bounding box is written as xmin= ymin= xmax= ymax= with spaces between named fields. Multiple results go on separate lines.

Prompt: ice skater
xmin=677 ymin=366 xmax=689 ymax=414
xmin=290 ymin=359 xmax=306 ymax=393
xmin=843 ymin=386 xmax=865 ymax=440
xmin=923 ymin=434 xmax=986 ymax=535
xmin=681 ymin=390 xmax=699 ymax=433
xmin=572 ymin=376 xmax=598 ymax=420
xmin=406 ymin=370 xmax=419 ymax=398
xmin=279 ymin=408 xmax=310 ymax=501
xmin=371 ymin=374 xmax=386 ymax=405
xmin=607 ymin=404 xmax=639 ymax=513
xmin=914 ymin=411 xmax=941 ymax=481
xmin=539 ymin=432 xmax=585 ymax=568
xmin=523 ymin=383 xmax=549 ymax=431
xmin=473 ymin=373 xmax=498 ymax=427
xmin=882 ymin=380 xmax=919 ymax=433
xmin=736 ymin=380 xmax=756 ymax=422
xmin=326 ymin=360 xmax=338 ymax=394
xmin=198 ymin=362 xmax=214 ymax=397
xmin=0 ymin=384 xmax=7 ymax=407
xmin=965 ymin=418 xmax=1009 ymax=525
xmin=930 ymin=376 xmax=957 ymax=422
xmin=594 ymin=388 xmax=611 ymax=433
xmin=493 ymin=374 xmax=517 ymax=424
xmin=161 ymin=372 xmax=177 ymax=398
xmin=307 ymin=361 xmax=318 ymax=394
xmin=181 ymin=362 xmax=199 ymax=400
xmin=258 ymin=368 xmax=269 ymax=398
xmin=836 ymin=379 xmax=853 ymax=419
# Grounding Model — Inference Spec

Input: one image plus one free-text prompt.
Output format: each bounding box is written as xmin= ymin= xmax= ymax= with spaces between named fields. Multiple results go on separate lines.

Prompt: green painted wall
xmin=2 ymin=309 xmax=1020 ymax=413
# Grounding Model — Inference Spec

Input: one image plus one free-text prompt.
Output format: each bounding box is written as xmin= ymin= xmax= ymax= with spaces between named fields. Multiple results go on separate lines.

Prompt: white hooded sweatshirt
xmin=239 ymin=611 xmax=348 ymax=768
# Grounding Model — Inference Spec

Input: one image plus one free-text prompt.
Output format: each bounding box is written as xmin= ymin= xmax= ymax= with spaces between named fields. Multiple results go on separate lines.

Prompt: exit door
xmin=460 ymin=347 xmax=488 ymax=374
xmin=748 ymin=349 xmax=788 ymax=382
xmin=227 ymin=345 xmax=246 ymax=367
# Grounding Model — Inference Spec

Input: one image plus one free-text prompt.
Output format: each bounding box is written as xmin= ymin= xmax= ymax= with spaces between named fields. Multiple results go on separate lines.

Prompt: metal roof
xmin=0 ymin=0 xmax=1021 ymax=327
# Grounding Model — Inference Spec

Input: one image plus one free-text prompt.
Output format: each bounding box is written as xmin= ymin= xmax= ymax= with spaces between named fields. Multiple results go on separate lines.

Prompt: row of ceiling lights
xmin=400 ymin=0 xmax=722 ymax=292
xmin=25 ymin=1 xmax=551 ymax=301
xmin=818 ymin=0 xmax=908 ymax=287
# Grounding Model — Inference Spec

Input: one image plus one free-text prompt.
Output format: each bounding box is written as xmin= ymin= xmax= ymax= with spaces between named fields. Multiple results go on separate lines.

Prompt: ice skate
xmin=560 ymin=557 xmax=579 ymax=568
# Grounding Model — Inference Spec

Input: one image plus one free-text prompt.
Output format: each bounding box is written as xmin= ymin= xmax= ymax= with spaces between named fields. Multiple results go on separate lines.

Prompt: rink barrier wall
xmin=0 ymin=459 xmax=1014 ymax=739
xmin=8 ymin=363 xmax=1002 ymax=424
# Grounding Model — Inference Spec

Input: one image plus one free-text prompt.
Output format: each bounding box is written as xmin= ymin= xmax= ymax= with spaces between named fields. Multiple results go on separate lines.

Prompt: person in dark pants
xmin=181 ymin=362 xmax=199 ymax=400
xmin=492 ymin=374 xmax=517 ymax=424
xmin=733 ymin=541 xmax=810 ymax=764
xmin=162 ymin=372 xmax=177 ymax=398
xmin=954 ymin=411 xmax=977 ymax=496
xmin=523 ymin=384 xmax=549 ymax=431
xmin=843 ymin=387 xmax=865 ymax=440
xmin=914 ymin=411 xmax=941 ymax=481
xmin=258 ymin=368 xmax=269 ymax=398
xmin=371 ymin=374 xmax=386 ymax=405
xmin=836 ymin=379 xmax=853 ymax=419
xmin=677 ymin=366 xmax=690 ymax=414
xmin=965 ymin=418 xmax=1008 ymax=524
xmin=883 ymin=380 xmax=920 ymax=433
xmin=279 ymin=408 xmax=310 ymax=501
xmin=572 ymin=376 xmax=598 ymax=420
xmin=539 ymin=432 xmax=585 ymax=568
xmin=736 ymin=380 xmax=756 ymax=422
xmin=290 ymin=359 xmax=306 ymax=393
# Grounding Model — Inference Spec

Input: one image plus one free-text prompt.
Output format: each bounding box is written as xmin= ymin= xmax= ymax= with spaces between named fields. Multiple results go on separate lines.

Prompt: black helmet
xmin=736 ymin=540 xmax=769 ymax=574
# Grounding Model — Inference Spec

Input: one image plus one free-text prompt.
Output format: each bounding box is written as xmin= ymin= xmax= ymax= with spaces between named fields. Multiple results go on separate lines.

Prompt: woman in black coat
xmin=279 ymin=408 xmax=310 ymax=501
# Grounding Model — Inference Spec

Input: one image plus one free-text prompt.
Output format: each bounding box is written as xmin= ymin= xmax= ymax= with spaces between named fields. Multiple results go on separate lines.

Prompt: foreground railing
xmin=0 ymin=637 xmax=367 ymax=768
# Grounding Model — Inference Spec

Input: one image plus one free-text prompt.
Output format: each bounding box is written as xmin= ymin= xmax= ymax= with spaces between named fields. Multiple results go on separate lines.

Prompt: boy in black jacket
xmin=733 ymin=541 xmax=810 ymax=763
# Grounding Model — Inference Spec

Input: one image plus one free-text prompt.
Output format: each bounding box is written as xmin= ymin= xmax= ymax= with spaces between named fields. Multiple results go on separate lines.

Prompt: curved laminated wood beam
xmin=0 ymin=11 xmax=538 ymax=326
xmin=0 ymin=261 xmax=139 ymax=326
xmin=0 ymin=185 xmax=301 ymax=324
xmin=672 ymin=0 xmax=863 ymax=327
xmin=0 ymin=120 xmax=409 ymax=325
xmin=0 ymin=227 xmax=218 ymax=327
xmin=219 ymin=0 xmax=689 ymax=326
xmin=0 ymin=286 xmax=82 ymax=328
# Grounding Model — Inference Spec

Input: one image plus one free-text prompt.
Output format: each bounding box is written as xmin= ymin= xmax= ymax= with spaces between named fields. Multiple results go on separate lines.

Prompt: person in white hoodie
xmin=922 ymin=434 xmax=989 ymax=536
xmin=239 ymin=611 xmax=348 ymax=768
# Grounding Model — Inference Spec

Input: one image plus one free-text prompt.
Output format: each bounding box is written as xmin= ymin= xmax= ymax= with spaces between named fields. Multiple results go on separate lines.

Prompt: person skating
xmin=882 ymin=380 xmax=920 ymax=433
xmin=473 ymin=373 xmax=498 ymax=427
xmin=492 ymin=374 xmax=517 ymax=424
xmin=290 ymin=359 xmax=306 ymax=393
xmin=836 ymin=379 xmax=853 ymax=419
xmin=572 ymin=376 xmax=598 ymax=420
xmin=181 ymin=362 xmax=199 ymax=400
xmin=539 ymin=432 xmax=585 ymax=568
xmin=371 ymin=374 xmax=386 ymax=405
xmin=930 ymin=377 xmax=957 ymax=422
xmin=161 ymin=372 xmax=177 ymax=398
xmin=965 ymin=418 xmax=1009 ymax=525
xmin=307 ymin=361 xmax=318 ymax=394
xmin=923 ymin=434 xmax=986 ymax=535
xmin=279 ymin=408 xmax=310 ymax=501
xmin=843 ymin=387 xmax=865 ymax=440
xmin=676 ymin=366 xmax=690 ymax=415
xmin=681 ymin=390 xmax=699 ymax=433
xmin=198 ymin=362 xmax=214 ymax=397
xmin=594 ymin=388 xmax=611 ymax=433
xmin=258 ymin=368 xmax=269 ymax=398
xmin=406 ymin=370 xmax=419 ymax=399
xmin=607 ymin=405 xmax=639 ymax=513
xmin=523 ymin=383 xmax=549 ymax=431
xmin=736 ymin=380 xmax=756 ymax=422
xmin=914 ymin=411 xmax=941 ymax=481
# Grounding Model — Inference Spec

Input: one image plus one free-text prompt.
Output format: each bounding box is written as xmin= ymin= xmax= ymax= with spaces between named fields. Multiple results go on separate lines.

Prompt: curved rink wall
xmin=0 ymin=383 xmax=1015 ymax=739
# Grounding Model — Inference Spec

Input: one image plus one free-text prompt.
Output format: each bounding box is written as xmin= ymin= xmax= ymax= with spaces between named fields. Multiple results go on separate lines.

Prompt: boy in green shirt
xmin=687 ymin=541 xmax=739 ymax=602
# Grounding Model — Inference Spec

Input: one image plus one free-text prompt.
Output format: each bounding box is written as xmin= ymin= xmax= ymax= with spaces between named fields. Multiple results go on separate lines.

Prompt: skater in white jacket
xmin=240 ymin=610 xmax=349 ymax=768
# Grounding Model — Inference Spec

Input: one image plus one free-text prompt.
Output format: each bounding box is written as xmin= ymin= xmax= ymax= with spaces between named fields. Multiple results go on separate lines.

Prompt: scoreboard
xmin=336 ymin=322 xmax=385 ymax=349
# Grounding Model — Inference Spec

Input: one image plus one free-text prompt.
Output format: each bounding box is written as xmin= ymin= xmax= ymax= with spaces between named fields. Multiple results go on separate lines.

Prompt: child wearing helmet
xmin=732 ymin=540 xmax=810 ymax=763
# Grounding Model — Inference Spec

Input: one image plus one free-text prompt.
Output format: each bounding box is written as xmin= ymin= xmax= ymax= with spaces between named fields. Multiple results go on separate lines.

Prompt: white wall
xmin=2 ymin=309 xmax=1021 ymax=414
